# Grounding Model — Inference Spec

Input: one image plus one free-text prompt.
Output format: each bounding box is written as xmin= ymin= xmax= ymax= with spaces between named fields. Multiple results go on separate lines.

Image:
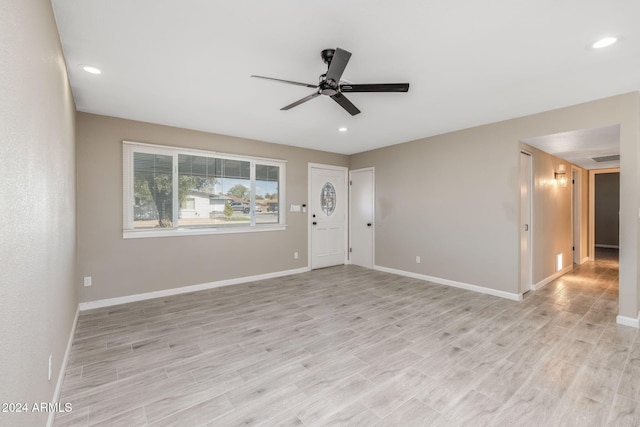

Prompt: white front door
xmin=520 ymin=151 xmax=532 ymax=294
xmin=349 ymin=168 xmax=374 ymax=268
xmin=309 ymin=164 xmax=347 ymax=269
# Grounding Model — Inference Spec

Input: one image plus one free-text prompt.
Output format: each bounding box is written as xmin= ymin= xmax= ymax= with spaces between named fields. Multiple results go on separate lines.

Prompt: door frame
xmin=348 ymin=167 xmax=375 ymax=268
xmin=571 ymin=166 xmax=583 ymax=264
xmin=520 ymin=150 xmax=533 ymax=295
xmin=308 ymin=163 xmax=349 ymax=269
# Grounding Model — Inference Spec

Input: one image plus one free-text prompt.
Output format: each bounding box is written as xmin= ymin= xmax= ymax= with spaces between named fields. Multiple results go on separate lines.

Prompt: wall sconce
xmin=555 ymin=164 xmax=568 ymax=187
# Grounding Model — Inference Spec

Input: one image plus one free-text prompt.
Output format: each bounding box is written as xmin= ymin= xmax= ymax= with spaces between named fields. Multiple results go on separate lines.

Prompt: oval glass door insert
xmin=321 ymin=182 xmax=336 ymax=216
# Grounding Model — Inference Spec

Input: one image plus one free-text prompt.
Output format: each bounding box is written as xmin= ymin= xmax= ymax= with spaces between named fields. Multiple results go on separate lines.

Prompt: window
xmin=123 ymin=141 xmax=286 ymax=238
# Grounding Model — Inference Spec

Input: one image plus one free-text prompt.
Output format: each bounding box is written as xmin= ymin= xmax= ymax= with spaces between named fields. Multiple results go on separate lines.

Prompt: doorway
xmin=589 ymin=168 xmax=620 ymax=260
xmin=309 ymin=164 xmax=348 ymax=269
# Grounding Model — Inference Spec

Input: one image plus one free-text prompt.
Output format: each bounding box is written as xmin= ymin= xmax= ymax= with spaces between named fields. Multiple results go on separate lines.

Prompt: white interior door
xmin=349 ymin=168 xmax=374 ymax=268
xmin=520 ymin=151 xmax=532 ymax=294
xmin=309 ymin=164 xmax=347 ymax=269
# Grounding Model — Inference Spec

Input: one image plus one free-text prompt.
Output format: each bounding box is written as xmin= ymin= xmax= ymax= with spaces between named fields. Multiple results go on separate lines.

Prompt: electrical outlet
xmin=294 ymin=251 xmax=299 ymax=259
xmin=84 ymin=276 xmax=92 ymax=287
xmin=416 ymin=256 xmax=421 ymax=264
xmin=48 ymin=354 xmax=52 ymax=381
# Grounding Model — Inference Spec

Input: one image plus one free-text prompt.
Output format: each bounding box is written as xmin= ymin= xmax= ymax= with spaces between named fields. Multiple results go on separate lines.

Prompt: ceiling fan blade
xmin=251 ymin=75 xmax=317 ymax=88
xmin=330 ymin=92 xmax=361 ymax=116
xmin=281 ymin=91 xmax=320 ymax=110
xmin=340 ymin=83 xmax=410 ymax=93
xmin=325 ymin=48 xmax=351 ymax=85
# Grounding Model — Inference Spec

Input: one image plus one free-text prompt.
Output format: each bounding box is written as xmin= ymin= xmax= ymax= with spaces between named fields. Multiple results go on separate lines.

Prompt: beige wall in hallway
xmin=0 ymin=1 xmax=78 ymax=426
xmin=76 ymin=113 xmax=349 ymax=302
xmin=520 ymin=144 xmax=574 ymax=285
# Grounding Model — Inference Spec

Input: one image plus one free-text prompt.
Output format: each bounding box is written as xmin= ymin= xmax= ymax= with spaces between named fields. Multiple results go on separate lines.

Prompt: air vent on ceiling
xmin=591 ymin=154 xmax=620 ymax=163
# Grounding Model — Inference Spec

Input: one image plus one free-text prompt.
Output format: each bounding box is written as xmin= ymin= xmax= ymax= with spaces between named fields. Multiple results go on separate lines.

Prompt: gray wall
xmin=350 ymin=123 xmax=519 ymax=293
xmin=76 ymin=113 xmax=349 ymax=302
xmin=595 ymin=172 xmax=620 ymax=247
xmin=0 ymin=1 xmax=78 ymax=426
xmin=350 ymin=92 xmax=640 ymax=318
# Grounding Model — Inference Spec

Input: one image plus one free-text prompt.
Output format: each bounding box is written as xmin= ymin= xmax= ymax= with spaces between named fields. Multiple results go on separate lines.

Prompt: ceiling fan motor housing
xmin=319 ymin=75 xmax=339 ymax=96
xmin=321 ymin=49 xmax=335 ymax=65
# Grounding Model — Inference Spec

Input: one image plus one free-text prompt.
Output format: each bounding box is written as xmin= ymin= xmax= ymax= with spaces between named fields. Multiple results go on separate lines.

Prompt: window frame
xmin=123 ymin=141 xmax=286 ymax=239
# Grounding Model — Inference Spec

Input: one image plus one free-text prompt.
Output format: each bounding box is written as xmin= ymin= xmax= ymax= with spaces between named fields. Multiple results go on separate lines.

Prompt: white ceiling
xmin=51 ymin=0 xmax=640 ymax=155
xmin=522 ymin=125 xmax=620 ymax=170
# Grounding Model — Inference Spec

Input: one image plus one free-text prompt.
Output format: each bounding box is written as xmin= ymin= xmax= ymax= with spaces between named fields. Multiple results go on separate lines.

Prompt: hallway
xmin=528 ymin=247 xmax=620 ymax=321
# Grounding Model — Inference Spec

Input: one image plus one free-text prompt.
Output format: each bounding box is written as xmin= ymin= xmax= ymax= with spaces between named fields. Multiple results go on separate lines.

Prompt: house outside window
xmin=123 ymin=141 xmax=286 ymax=238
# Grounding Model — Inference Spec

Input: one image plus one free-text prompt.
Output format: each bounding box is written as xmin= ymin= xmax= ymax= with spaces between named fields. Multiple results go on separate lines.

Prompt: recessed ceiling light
xmin=81 ymin=65 xmax=102 ymax=74
xmin=338 ymin=127 xmax=348 ymax=132
xmin=591 ymin=37 xmax=617 ymax=49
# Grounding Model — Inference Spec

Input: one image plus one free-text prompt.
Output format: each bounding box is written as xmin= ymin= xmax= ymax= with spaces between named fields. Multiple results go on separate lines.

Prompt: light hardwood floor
xmin=55 ymin=250 xmax=640 ymax=426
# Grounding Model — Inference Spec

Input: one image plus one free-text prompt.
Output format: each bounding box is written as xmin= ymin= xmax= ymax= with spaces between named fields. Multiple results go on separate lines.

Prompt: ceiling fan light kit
xmin=252 ymin=47 xmax=409 ymax=116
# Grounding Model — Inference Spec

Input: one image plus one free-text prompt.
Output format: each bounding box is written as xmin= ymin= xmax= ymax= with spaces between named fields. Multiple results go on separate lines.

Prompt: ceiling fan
xmin=251 ymin=47 xmax=409 ymax=116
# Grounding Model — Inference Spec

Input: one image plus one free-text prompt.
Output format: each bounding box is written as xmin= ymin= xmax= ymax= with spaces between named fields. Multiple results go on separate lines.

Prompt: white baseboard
xmin=373 ymin=265 xmax=521 ymax=301
xmin=79 ymin=267 xmax=310 ymax=311
xmin=616 ymin=312 xmax=640 ymax=329
xmin=532 ymin=265 xmax=573 ymax=291
xmin=581 ymin=257 xmax=590 ymax=264
xmin=46 ymin=307 xmax=79 ymax=427
xmin=596 ymin=244 xmax=620 ymax=249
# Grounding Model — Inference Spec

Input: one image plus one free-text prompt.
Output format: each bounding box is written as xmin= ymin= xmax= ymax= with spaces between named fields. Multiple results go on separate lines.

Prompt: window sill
xmin=123 ymin=224 xmax=287 ymax=239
